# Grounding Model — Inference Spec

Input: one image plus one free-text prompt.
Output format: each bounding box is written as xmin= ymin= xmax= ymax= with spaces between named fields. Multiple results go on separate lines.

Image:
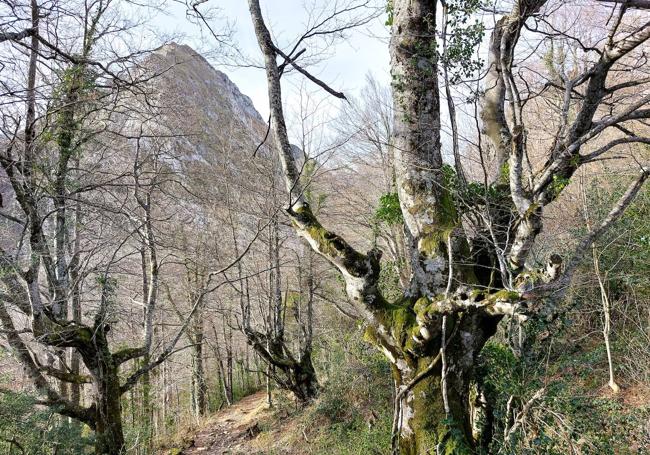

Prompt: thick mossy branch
xmin=32 ymin=316 xmax=95 ymax=349
xmin=289 ymin=204 xmax=371 ymax=277
xmin=112 ymin=346 xmax=146 ymax=365
xmin=243 ymin=328 xmax=297 ymax=369
xmin=364 ymin=286 xmax=527 ymax=360
xmin=372 ymin=298 xmax=418 ymax=351
xmin=387 ymin=252 xmax=567 ymax=349
xmin=41 ymin=365 xmax=92 ymax=384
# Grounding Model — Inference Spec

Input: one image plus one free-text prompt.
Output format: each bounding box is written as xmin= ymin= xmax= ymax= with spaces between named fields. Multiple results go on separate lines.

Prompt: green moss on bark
xmin=374 ymin=298 xmax=417 ymax=348
xmin=398 ymin=358 xmax=474 ymax=455
xmin=489 ymin=290 xmax=520 ymax=302
xmin=291 ymin=204 xmax=368 ymax=275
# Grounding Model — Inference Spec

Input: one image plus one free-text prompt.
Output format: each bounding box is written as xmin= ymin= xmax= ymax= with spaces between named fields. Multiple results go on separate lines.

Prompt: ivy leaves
xmin=375 ymin=192 xmax=403 ymax=226
xmin=385 ymin=0 xmax=487 ymax=82
xmin=441 ymin=0 xmax=488 ymax=83
xmin=385 ymin=0 xmax=394 ymax=26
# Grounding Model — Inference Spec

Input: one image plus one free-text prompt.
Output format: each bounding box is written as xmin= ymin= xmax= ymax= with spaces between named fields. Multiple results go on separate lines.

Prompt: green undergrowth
xmin=261 ymin=329 xmax=394 ymax=454
xmin=480 ymin=318 xmax=650 ymax=455
xmin=0 ymin=369 xmax=91 ymax=454
xmin=306 ymin=330 xmax=393 ymax=453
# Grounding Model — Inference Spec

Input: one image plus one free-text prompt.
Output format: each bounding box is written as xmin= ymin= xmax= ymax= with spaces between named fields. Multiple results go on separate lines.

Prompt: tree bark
xmin=291 ymin=351 xmax=319 ymax=403
xmin=191 ymin=335 xmax=207 ymax=416
xmin=76 ymin=329 xmax=126 ymax=455
xmin=382 ymin=309 xmax=499 ymax=454
xmin=93 ymin=367 xmax=125 ymax=455
xmin=395 ymin=364 xmax=472 ymax=454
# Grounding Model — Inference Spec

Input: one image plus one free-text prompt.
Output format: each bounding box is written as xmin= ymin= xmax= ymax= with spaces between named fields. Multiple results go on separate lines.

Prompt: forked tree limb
xmin=271 ymin=45 xmax=347 ymax=100
xmin=247 ymin=0 xmax=404 ymax=367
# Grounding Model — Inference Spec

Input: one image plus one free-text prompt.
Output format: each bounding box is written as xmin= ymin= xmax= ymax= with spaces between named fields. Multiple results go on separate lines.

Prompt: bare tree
xmin=580 ymin=173 xmax=621 ymax=394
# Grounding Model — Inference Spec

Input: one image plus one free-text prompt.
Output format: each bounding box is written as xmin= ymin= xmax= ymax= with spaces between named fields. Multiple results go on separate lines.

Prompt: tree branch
xmin=0 ymin=27 xmax=35 ymax=43
xmin=271 ymin=44 xmax=347 ymax=100
xmin=247 ymin=0 xmax=385 ymax=318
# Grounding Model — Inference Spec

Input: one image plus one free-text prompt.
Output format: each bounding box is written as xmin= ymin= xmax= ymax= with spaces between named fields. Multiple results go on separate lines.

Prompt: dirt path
xmin=181 ymin=391 xmax=268 ymax=454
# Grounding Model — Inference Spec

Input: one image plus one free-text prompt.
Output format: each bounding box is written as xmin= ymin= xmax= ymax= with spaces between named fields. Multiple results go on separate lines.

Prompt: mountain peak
xmin=148 ymin=42 xmax=264 ymax=125
xmin=154 ymin=42 xmax=204 ymax=62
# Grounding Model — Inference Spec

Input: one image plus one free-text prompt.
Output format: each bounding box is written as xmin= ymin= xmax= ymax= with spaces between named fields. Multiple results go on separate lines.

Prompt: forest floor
xmin=179 ymin=391 xmax=269 ymax=454
xmin=163 ymin=380 xmax=650 ymax=455
xmin=173 ymin=391 xmax=305 ymax=455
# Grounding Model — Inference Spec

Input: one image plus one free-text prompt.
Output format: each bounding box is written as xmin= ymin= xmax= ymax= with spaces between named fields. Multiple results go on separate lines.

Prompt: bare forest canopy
xmin=0 ymin=1 xmax=649 ymax=455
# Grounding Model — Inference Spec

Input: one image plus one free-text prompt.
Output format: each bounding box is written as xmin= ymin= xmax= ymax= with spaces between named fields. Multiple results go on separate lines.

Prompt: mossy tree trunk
xmin=72 ymin=315 xmax=131 ymax=454
xmin=287 ymin=350 xmax=319 ymax=403
xmin=92 ymin=363 xmax=126 ymax=454
xmin=386 ymin=311 xmax=500 ymax=454
xmin=395 ymin=363 xmax=472 ymax=454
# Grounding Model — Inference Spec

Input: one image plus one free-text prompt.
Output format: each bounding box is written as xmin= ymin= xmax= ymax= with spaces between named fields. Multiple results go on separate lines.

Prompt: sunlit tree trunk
xmin=191 ymin=337 xmax=207 ymax=415
xmin=592 ymin=245 xmax=620 ymax=393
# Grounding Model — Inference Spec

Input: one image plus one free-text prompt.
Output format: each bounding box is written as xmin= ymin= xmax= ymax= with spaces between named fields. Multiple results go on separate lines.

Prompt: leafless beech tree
xmin=244 ymin=0 xmax=649 ymax=452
